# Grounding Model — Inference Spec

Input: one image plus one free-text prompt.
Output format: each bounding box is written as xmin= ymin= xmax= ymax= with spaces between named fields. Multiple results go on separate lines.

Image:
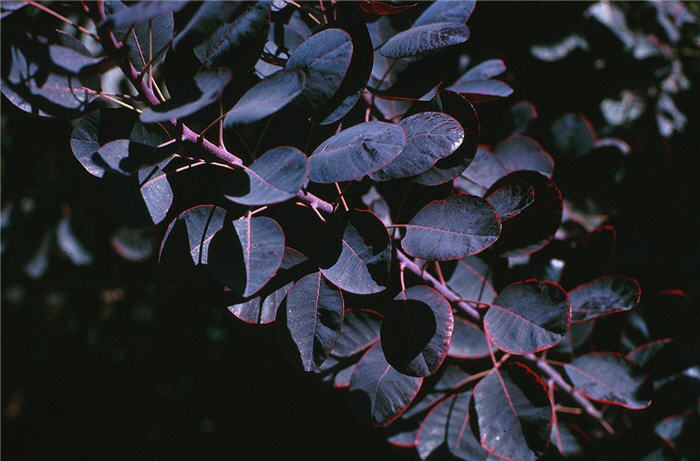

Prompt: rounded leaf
xmin=224 ymin=69 xmax=306 ymax=127
xmin=222 ymin=146 xmax=308 ymax=206
xmin=331 ymin=309 xmax=382 ymax=358
xmin=380 ymin=22 xmax=469 ymax=59
xmin=484 ymin=280 xmax=570 ymax=354
xmin=371 ymin=112 xmax=464 ymax=181
xmin=564 ymin=353 xmax=653 ymax=409
xmin=448 ymin=318 xmax=489 ymax=359
xmin=401 ymin=195 xmax=500 ymax=261
xmin=552 ymin=113 xmax=595 ymax=158
xmin=349 ymin=343 xmax=423 ymax=427
xmin=158 ymin=205 xmax=227 ymax=266
xmin=569 ymin=276 xmax=641 ymax=323
xmin=309 ymin=121 xmax=406 ymax=183
xmin=209 ymin=216 xmax=285 ymax=297
xmin=474 ymin=364 xmax=551 ymax=461
xmin=381 ymin=285 xmax=453 ymax=377
xmin=447 ymin=256 xmax=497 ymax=305
xmin=485 ymin=175 xmax=535 ymax=221
xmin=414 ymin=0 xmax=476 ymax=27
xmin=281 ymin=272 xmax=344 ymax=371
xmin=314 ymin=210 xmax=391 ymax=295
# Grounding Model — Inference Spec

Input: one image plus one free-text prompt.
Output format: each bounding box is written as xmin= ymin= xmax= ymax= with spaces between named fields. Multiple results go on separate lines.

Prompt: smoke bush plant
xmin=2 ymin=1 xmax=697 ymax=460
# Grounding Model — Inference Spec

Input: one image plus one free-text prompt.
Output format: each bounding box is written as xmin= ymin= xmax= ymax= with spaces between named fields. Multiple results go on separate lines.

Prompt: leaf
xmin=552 ymin=113 xmax=596 ymax=158
xmin=531 ymin=34 xmax=589 ymax=62
xmin=314 ymin=210 xmax=390 ymax=295
xmin=209 ymin=216 xmax=285 ymax=297
xmin=56 ymin=217 xmax=93 ymax=266
xmin=172 ymin=1 xmax=244 ymax=51
xmin=331 ymin=309 xmax=382 ymax=358
xmin=359 ymin=2 xmax=417 ymax=16
xmin=474 ymin=363 xmax=551 ymax=461
xmin=158 ymin=205 xmax=227 ymax=266
xmin=484 ymin=280 xmax=569 ymax=354
xmin=227 ymin=247 xmax=308 ymax=324
xmin=380 ymin=22 xmax=469 ymax=59
xmin=309 ymin=121 xmax=406 ymax=183
xmin=447 ymin=59 xmax=512 ymax=103
xmin=402 ymin=365 xmax=472 ymax=420
xmin=110 ymin=227 xmax=155 ymax=262
xmin=286 ymin=28 xmax=353 ymax=112
xmin=381 ymin=285 xmax=453 ymax=377
xmin=102 ymin=1 xmax=187 ymax=28
xmin=489 ymin=171 xmax=562 ymax=258
xmin=413 ymin=0 xmax=476 ymax=27
xmin=221 ymin=146 xmax=308 ymax=206
xmin=485 ymin=174 xmax=535 ymax=221
xmin=414 ymin=91 xmax=480 ymax=186
xmin=401 ymin=195 xmax=500 ymax=261
xmin=137 ymin=162 xmax=174 ymax=224
xmin=415 ymin=395 xmax=454 ymax=460
xmin=224 ymin=69 xmax=305 ymax=127
xmin=313 ymin=355 xmax=357 ymax=388
xmin=564 ymin=353 xmax=653 ymax=409
xmin=654 ymin=413 xmax=699 ymax=459
xmin=140 ymin=68 xmax=232 ymax=123
xmin=349 ymin=343 xmax=423 ymax=427
xmin=448 ymin=318 xmax=489 ymax=359
xmin=569 ymin=276 xmax=641 ymax=323
xmin=193 ymin=1 xmax=270 ymax=69
xmin=551 ymin=321 xmax=594 ymax=356
xmin=447 ymin=256 xmax=496 ymax=305
xmin=371 ymin=112 xmax=464 ymax=181
xmin=493 ymin=135 xmax=553 ymax=179
xmin=446 ymin=391 xmax=487 ymax=460
xmin=281 ymin=271 xmax=344 ymax=371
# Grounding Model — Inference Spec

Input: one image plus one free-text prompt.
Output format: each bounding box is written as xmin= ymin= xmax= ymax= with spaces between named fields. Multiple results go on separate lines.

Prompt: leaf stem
xmin=26 ymin=0 xmax=100 ymax=41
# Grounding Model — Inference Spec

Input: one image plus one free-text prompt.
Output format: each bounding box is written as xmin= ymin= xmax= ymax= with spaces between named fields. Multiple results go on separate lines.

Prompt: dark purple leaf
xmin=221 ymin=146 xmax=308 ymax=206
xmin=402 ymin=365 xmax=472 ymax=420
xmin=102 ymin=1 xmax=187 ymax=28
xmin=172 ymin=2 xmax=244 ymax=51
xmin=371 ymin=112 xmax=464 ymax=181
xmin=381 ymin=285 xmax=453 ymax=377
xmin=448 ymin=318 xmax=489 ymax=359
xmin=448 ymin=59 xmax=512 ymax=102
xmin=227 ymin=247 xmax=308 ymax=325
xmin=313 ymin=355 xmax=357 ymax=388
xmin=494 ymin=136 xmax=554 ymax=179
xmin=551 ymin=321 xmax=595 ymax=355
xmin=626 ymin=337 xmax=699 ymax=381
xmin=510 ymin=100 xmax=538 ymax=134
xmin=446 ymin=391 xmax=487 ymax=460
xmin=314 ymin=210 xmax=390 ymax=295
xmin=56 ymin=217 xmax=93 ymax=266
xmin=415 ymin=395 xmax=453 ymax=460
xmin=140 ymin=68 xmax=232 ymax=123
xmin=485 ymin=175 xmax=535 ymax=221
xmin=484 ymin=280 xmax=569 ymax=354
xmin=569 ymin=276 xmax=641 ymax=323
xmin=158 ymin=205 xmax=227 ymax=266
xmin=111 ymin=227 xmax=155 ymax=262
xmin=401 ymin=195 xmax=500 ymax=261
xmin=551 ymin=423 xmax=587 ymax=458
xmin=474 ymin=363 xmax=551 ymax=461
xmin=380 ymin=22 xmax=469 ymax=59
xmin=286 ymin=28 xmax=353 ymax=112
xmin=282 ymin=271 xmax=344 ymax=371
xmin=564 ymin=353 xmax=653 ymax=409
xmin=309 ymin=121 xmax=406 ymax=183
xmin=349 ymin=343 xmax=423 ymax=426
xmin=194 ymin=1 xmax=269 ymax=71
xmin=137 ymin=162 xmax=173 ymax=224
xmin=359 ymin=1 xmax=417 ymax=16
xmin=209 ymin=216 xmax=285 ymax=297
xmin=654 ymin=413 xmax=699 ymax=459
xmin=413 ymin=0 xmax=476 ymax=27
xmin=224 ymin=70 xmax=305 ymax=127
xmin=447 ymin=256 xmax=496 ymax=305
xmin=552 ymin=113 xmax=596 ymax=158
xmin=332 ymin=309 xmax=382 ymax=358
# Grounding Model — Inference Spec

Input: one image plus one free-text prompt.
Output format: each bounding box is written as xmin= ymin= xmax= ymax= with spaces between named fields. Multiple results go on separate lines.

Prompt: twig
xmin=26 ymin=0 xmax=100 ymax=41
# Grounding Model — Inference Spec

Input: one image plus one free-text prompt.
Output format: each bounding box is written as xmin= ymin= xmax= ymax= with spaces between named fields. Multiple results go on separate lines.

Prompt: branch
xmin=396 ymin=249 xmax=613 ymax=433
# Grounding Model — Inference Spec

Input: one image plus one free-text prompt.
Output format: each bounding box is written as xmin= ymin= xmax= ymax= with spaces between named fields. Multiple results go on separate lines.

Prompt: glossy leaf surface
xmin=381 ymin=285 xmax=453 ymax=377
xmin=474 ymin=364 xmax=551 ymax=461
xmin=158 ymin=205 xmax=226 ymax=266
xmin=349 ymin=343 xmax=423 ymax=427
xmin=564 ymin=353 xmax=653 ymax=409
xmin=402 ymin=195 xmax=500 ymax=261
xmin=380 ymin=22 xmax=469 ymax=59
xmin=309 ymin=121 xmax=406 ymax=183
xmin=484 ymin=280 xmax=569 ymax=354
xmin=448 ymin=318 xmax=489 ymax=359
xmin=221 ymin=146 xmax=308 ymax=206
xmin=414 ymin=0 xmax=476 ymax=27
xmin=569 ymin=276 xmax=641 ymax=323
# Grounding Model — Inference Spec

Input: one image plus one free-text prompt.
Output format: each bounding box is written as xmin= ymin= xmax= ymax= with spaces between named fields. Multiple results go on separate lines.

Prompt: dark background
xmin=2 ymin=2 xmax=698 ymax=460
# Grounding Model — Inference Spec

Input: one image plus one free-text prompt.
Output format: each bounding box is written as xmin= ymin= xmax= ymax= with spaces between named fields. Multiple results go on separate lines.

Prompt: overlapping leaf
xmin=569 ymin=276 xmax=641 ymax=323
xmin=448 ymin=59 xmax=513 ymax=103
xmin=309 ymin=121 xmax=406 ymax=183
xmin=349 ymin=343 xmax=423 ymax=427
xmin=474 ymin=364 xmax=551 ymax=461
xmin=221 ymin=146 xmax=308 ymax=206
xmin=446 ymin=391 xmax=487 ymax=460
xmin=484 ymin=280 xmax=570 ymax=354
xmin=280 ymin=271 xmax=344 ymax=371
xmin=381 ymin=285 xmax=453 ymax=377
xmin=485 ymin=175 xmax=535 ymax=221
xmin=380 ymin=22 xmax=469 ymax=59
xmin=314 ymin=210 xmax=390 ymax=295
xmin=448 ymin=318 xmax=489 ymax=359
xmin=158 ymin=205 xmax=227 ymax=266
xmin=564 ymin=353 xmax=652 ymax=409
xmin=401 ymin=195 xmax=500 ymax=261
xmin=413 ymin=0 xmax=476 ymax=27
xmin=447 ymin=256 xmax=497 ymax=305
xmin=102 ymin=1 xmax=187 ymax=28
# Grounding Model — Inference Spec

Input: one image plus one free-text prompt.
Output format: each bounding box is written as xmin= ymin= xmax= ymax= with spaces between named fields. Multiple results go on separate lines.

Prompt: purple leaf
xmin=569 ymin=276 xmax=641 ymax=323
xmin=484 ymin=280 xmax=570 ymax=354
xmin=158 ymin=205 xmax=227 ymax=266
xmin=331 ymin=309 xmax=382 ymax=358
xmin=401 ymin=195 xmax=500 ymax=261
xmin=447 ymin=256 xmax=497 ymax=305
xmin=448 ymin=318 xmax=489 ymax=359
xmin=446 ymin=391 xmax=488 ymax=460
xmin=485 ymin=174 xmax=535 ymax=221
xmin=102 ymin=1 xmax=187 ymax=28
xmin=380 ymin=22 xmax=469 ymax=59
